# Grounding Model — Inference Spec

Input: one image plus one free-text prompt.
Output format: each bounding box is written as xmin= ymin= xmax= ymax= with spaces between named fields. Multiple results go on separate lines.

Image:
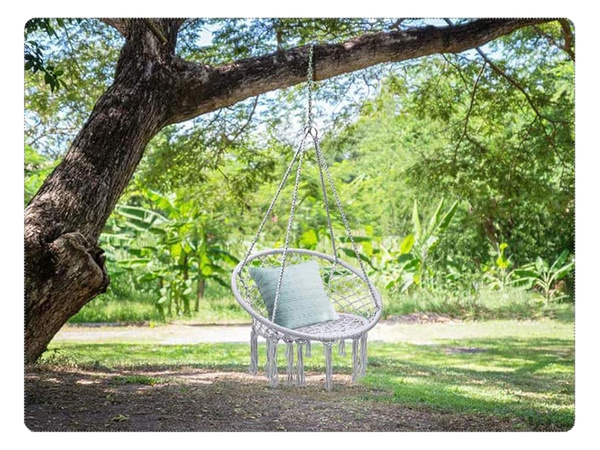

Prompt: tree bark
xmin=25 ymin=19 xmax=180 ymax=363
xmin=24 ymin=18 xmax=553 ymax=364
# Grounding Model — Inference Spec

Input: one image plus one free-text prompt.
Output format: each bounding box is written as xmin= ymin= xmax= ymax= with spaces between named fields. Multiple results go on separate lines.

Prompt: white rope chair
xmin=231 ymin=45 xmax=383 ymax=389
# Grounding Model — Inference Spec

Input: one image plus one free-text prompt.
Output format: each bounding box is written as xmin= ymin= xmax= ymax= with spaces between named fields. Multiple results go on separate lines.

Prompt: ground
xmin=26 ymin=368 xmax=531 ymax=432
xmin=25 ymin=317 xmax=574 ymax=432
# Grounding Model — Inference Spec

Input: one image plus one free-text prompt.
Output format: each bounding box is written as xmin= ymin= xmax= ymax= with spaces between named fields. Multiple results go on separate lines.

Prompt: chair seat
xmin=293 ymin=313 xmax=369 ymax=340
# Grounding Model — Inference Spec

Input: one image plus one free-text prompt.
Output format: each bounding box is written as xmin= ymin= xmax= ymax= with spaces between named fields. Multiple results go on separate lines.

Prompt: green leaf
xmin=426 ymin=198 xmax=445 ymax=235
xmin=412 ymin=200 xmax=421 ymax=240
xmin=535 ymin=256 xmax=547 ymax=273
xmin=362 ymin=240 xmax=374 ymax=258
xmin=299 ymin=228 xmax=318 ymax=249
xmin=339 ymin=236 xmax=372 ymax=243
xmin=339 ymin=247 xmax=376 ymax=269
xmin=550 ymin=250 xmax=569 ymax=273
xmin=551 ymin=262 xmax=574 ymax=283
xmin=435 ymin=200 xmax=458 ymax=235
xmin=399 ymin=234 xmax=415 ymax=254
xmin=118 ymin=258 xmax=151 ymax=268
xmin=208 ymin=275 xmax=229 ymax=288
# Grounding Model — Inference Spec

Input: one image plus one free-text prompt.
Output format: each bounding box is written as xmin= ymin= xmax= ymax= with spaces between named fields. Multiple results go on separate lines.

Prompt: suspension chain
xmin=240 ymin=132 xmax=309 ymax=269
xmin=247 ymin=43 xmax=379 ymax=324
xmin=272 ymin=135 xmax=308 ymax=322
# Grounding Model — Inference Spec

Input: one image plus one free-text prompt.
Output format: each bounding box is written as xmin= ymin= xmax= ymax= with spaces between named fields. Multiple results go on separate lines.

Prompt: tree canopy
xmin=24 ymin=18 xmax=573 ymax=363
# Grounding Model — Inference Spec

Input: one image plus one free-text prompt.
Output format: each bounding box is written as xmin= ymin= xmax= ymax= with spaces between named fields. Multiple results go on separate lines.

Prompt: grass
xmin=382 ymin=286 xmax=574 ymax=322
xmin=112 ymin=375 xmax=165 ymax=385
xmin=41 ymin=318 xmax=574 ymax=430
xmin=70 ymin=294 xmax=249 ymax=324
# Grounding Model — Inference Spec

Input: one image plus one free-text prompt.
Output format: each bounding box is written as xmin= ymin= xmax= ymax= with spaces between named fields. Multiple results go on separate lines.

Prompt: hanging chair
xmin=231 ymin=45 xmax=383 ymax=390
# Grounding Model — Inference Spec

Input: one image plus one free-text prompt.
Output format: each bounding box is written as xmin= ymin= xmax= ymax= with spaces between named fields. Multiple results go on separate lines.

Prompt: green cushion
xmin=249 ymin=260 xmax=339 ymax=329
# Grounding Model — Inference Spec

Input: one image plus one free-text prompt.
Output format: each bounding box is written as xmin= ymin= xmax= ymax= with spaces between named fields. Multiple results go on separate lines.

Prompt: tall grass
xmin=70 ymin=277 xmax=249 ymax=324
xmin=382 ymin=286 xmax=573 ymax=321
xmin=70 ymin=265 xmax=573 ymax=325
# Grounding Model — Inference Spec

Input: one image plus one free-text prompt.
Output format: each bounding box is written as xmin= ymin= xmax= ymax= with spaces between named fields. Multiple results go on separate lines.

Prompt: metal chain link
xmin=272 ymin=134 xmax=308 ymax=322
xmin=314 ymin=138 xmax=380 ymax=308
xmin=240 ymin=132 xmax=309 ymax=270
xmin=245 ymin=42 xmax=380 ymax=323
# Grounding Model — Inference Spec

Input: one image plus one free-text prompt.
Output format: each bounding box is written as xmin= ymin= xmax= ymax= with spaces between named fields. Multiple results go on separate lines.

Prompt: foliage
xmin=101 ymin=188 xmax=238 ymax=318
xmin=482 ymin=243 xmax=517 ymax=290
xmin=25 ymin=19 xmax=71 ymax=92
xmin=407 ymin=198 xmax=459 ymax=289
xmin=25 ymin=19 xmax=123 ymax=156
xmin=24 ymin=19 xmax=575 ymax=319
xmin=513 ymin=251 xmax=575 ymax=304
xmin=24 ymin=145 xmax=55 ymax=206
xmin=382 ymin=285 xmax=573 ymax=322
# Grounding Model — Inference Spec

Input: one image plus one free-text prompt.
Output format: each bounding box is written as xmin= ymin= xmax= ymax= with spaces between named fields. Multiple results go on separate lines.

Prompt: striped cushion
xmin=250 ymin=261 xmax=338 ymax=329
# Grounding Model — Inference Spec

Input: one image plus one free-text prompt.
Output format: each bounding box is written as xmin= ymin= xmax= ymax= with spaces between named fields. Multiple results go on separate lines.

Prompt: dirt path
xmin=54 ymin=318 xmax=569 ymax=345
xmin=25 ymin=367 xmax=530 ymax=432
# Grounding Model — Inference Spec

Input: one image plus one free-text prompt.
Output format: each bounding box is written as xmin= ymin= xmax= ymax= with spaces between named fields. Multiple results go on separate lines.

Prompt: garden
xmin=24 ymin=18 xmax=574 ymax=432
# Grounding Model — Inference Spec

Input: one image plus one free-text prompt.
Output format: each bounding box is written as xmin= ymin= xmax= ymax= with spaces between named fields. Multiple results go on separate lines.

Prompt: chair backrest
xmin=232 ymin=248 xmax=382 ymax=325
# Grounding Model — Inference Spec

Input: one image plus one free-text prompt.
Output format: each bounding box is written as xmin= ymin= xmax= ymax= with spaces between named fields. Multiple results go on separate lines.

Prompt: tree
xmin=24 ymin=18 xmax=553 ymax=363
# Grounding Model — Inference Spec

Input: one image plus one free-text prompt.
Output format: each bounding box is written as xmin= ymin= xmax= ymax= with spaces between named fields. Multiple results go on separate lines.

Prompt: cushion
xmin=249 ymin=260 xmax=338 ymax=329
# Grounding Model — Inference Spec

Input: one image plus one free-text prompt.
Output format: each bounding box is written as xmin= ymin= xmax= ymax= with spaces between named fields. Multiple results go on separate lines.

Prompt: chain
xmin=316 ymin=140 xmax=380 ymax=308
xmin=272 ymin=134 xmax=308 ymax=322
xmin=244 ymin=42 xmax=379 ymax=323
xmin=240 ymin=132 xmax=309 ymax=270
xmin=272 ymin=44 xmax=314 ymax=322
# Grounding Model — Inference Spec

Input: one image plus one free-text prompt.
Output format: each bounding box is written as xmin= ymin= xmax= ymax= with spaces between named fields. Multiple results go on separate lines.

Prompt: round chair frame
xmin=232 ymin=248 xmax=382 ymax=389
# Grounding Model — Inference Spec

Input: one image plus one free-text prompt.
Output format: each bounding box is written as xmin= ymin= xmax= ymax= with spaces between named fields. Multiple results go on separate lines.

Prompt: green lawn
xmin=42 ymin=319 xmax=574 ymax=430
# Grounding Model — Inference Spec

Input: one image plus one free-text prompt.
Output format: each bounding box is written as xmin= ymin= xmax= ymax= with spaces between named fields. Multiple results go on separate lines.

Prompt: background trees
xmin=24 ymin=18 xmax=573 ymax=363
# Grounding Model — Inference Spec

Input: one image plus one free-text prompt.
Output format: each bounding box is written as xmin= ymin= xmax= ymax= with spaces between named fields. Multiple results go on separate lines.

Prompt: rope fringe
xmin=285 ymin=341 xmax=295 ymax=384
xmin=266 ymin=337 xmax=279 ymax=387
xmin=324 ymin=342 xmax=334 ymax=391
xmin=352 ymin=337 xmax=360 ymax=383
xmin=249 ymin=327 xmax=258 ymax=375
xmin=296 ymin=342 xmax=305 ymax=386
xmin=360 ymin=333 xmax=368 ymax=377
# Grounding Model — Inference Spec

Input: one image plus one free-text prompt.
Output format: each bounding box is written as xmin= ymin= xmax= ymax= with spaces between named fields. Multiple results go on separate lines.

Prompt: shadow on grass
xmin=364 ymin=337 xmax=574 ymax=430
xmin=37 ymin=335 xmax=574 ymax=431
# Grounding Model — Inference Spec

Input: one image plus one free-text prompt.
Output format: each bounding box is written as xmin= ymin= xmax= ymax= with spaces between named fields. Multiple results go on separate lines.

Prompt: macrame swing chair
xmin=231 ymin=45 xmax=383 ymax=390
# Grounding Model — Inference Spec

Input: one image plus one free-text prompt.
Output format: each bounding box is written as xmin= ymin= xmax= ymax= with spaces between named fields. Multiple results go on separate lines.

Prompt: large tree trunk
xmin=24 ymin=21 xmax=178 ymax=363
xmin=24 ymin=18 xmax=551 ymax=364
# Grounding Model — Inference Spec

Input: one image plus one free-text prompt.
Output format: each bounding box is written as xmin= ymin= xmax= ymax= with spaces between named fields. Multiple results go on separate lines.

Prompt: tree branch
xmin=168 ymin=18 xmax=552 ymax=124
xmin=454 ymin=61 xmax=487 ymax=163
xmin=99 ymin=18 xmax=129 ymax=37
xmin=444 ymin=18 xmax=569 ymax=127
xmin=558 ymin=19 xmax=575 ymax=61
